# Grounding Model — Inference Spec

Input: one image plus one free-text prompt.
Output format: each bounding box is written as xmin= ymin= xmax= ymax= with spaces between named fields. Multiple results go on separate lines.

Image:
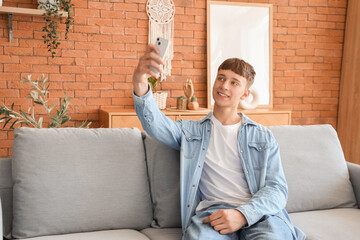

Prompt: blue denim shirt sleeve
xmin=133 ymin=84 xmax=182 ymax=150
xmin=235 ymin=138 xmax=288 ymax=227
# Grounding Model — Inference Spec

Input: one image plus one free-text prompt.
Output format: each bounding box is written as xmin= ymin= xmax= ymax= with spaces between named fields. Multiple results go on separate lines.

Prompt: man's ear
xmin=240 ymin=89 xmax=250 ymax=100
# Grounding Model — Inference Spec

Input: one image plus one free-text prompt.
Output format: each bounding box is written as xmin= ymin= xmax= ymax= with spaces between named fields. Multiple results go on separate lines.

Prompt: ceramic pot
xmin=37 ymin=0 xmax=59 ymax=9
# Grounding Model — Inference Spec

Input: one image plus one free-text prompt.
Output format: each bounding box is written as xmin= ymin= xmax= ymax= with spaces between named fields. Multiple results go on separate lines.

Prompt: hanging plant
xmin=39 ymin=0 xmax=74 ymax=57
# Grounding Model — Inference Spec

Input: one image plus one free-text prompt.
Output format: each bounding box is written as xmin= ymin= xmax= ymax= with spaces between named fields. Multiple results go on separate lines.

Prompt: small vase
xmin=0 ymin=0 xmax=3 ymax=7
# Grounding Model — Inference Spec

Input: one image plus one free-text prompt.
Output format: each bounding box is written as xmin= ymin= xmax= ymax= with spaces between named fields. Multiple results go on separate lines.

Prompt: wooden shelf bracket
xmin=8 ymin=13 xmax=13 ymax=42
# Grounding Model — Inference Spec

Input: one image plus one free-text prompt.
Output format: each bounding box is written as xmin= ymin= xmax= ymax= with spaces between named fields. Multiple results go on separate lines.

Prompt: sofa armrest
xmin=347 ymin=162 xmax=360 ymax=207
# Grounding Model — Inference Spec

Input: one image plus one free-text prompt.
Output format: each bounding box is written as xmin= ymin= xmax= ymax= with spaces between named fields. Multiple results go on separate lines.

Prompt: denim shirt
xmin=133 ymin=86 xmax=305 ymax=240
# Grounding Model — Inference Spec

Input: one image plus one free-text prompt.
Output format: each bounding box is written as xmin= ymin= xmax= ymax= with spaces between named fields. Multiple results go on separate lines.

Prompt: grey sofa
xmin=1 ymin=124 xmax=360 ymax=240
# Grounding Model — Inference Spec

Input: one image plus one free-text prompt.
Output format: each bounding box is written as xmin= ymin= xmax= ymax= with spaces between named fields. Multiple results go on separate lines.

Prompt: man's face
xmin=212 ymin=69 xmax=250 ymax=109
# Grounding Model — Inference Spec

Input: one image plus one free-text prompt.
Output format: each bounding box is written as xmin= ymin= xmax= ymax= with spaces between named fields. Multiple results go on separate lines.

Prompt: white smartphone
xmin=150 ymin=37 xmax=170 ymax=75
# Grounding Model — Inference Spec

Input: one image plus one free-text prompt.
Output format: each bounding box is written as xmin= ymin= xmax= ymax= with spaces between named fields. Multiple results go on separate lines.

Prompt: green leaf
xmin=0 ymin=117 xmax=8 ymax=123
xmin=19 ymin=110 xmax=29 ymax=120
xmin=3 ymin=118 xmax=12 ymax=128
xmin=38 ymin=117 xmax=43 ymax=128
xmin=11 ymin=102 xmax=14 ymax=110
xmin=10 ymin=120 xmax=19 ymax=129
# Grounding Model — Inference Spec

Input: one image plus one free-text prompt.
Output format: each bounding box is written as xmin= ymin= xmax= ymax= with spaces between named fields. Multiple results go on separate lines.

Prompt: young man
xmin=133 ymin=44 xmax=305 ymax=240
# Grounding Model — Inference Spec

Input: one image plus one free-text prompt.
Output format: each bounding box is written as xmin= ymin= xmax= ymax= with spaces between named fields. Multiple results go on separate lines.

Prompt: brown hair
xmin=218 ymin=58 xmax=256 ymax=88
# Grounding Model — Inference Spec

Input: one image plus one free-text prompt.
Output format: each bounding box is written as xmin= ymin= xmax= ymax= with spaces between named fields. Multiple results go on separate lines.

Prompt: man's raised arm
xmin=132 ymin=44 xmax=164 ymax=97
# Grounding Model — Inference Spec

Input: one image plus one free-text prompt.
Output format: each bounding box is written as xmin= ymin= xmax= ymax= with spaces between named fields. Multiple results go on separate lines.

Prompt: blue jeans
xmin=183 ymin=204 xmax=295 ymax=240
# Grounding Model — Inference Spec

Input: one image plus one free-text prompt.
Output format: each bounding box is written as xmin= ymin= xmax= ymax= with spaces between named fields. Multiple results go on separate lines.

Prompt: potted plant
xmin=0 ymin=74 xmax=91 ymax=129
xmin=38 ymin=0 xmax=74 ymax=57
xmin=188 ymin=96 xmax=199 ymax=110
xmin=148 ymin=76 xmax=168 ymax=109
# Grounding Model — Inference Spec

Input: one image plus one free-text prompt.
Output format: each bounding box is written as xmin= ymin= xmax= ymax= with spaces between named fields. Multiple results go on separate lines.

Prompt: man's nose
xmin=220 ymin=80 xmax=229 ymax=90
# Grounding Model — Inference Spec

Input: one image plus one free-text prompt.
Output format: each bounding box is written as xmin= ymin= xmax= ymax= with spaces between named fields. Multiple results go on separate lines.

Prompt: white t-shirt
xmin=196 ymin=115 xmax=251 ymax=212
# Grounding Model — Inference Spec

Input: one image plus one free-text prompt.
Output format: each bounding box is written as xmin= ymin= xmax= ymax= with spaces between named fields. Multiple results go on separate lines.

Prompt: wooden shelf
xmin=0 ymin=6 xmax=68 ymax=42
xmin=0 ymin=6 xmax=68 ymax=17
xmin=99 ymin=108 xmax=292 ymax=130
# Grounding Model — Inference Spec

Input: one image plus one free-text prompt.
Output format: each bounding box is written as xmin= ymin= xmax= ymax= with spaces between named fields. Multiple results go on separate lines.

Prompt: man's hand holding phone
xmin=133 ymin=38 xmax=170 ymax=97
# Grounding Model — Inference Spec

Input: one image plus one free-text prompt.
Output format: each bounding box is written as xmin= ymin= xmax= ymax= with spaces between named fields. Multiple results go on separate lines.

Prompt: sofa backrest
xmin=143 ymin=124 xmax=358 ymax=226
xmin=9 ymin=127 xmax=153 ymax=239
xmin=0 ymin=158 xmax=12 ymax=239
xmin=269 ymin=124 xmax=357 ymax=213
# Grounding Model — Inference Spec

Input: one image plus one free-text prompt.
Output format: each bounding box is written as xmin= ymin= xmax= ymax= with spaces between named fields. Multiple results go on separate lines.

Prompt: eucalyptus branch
xmin=0 ymin=74 xmax=91 ymax=129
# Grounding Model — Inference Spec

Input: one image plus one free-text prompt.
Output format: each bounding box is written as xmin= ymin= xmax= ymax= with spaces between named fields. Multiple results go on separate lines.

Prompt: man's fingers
xmin=202 ymin=217 xmax=210 ymax=223
xmin=209 ymin=218 xmax=224 ymax=227
xmin=219 ymin=228 xmax=231 ymax=235
xmin=147 ymin=44 xmax=159 ymax=54
xmin=149 ymin=51 xmax=165 ymax=65
xmin=202 ymin=210 xmax=223 ymax=223
xmin=213 ymin=223 xmax=227 ymax=232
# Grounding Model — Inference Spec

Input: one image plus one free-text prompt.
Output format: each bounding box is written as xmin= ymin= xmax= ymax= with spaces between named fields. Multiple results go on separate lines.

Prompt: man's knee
xmin=239 ymin=215 xmax=294 ymax=240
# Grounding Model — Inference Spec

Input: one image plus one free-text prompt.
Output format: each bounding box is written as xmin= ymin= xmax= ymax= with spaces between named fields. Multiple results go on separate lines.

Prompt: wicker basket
xmin=153 ymin=91 xmax=168 ymax=109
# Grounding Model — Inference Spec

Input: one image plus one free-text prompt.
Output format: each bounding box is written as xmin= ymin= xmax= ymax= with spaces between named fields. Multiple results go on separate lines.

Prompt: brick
xmin=75 ymin=90 xmax=101 ymax=98
xmin=75 ymin=58 xmax=101 ymax=66
xmin=289 ymin=0 xmax=308 ymax=6
xmin=76 ymin=74 xmax=101 ymax=82
xmin=101 ymin=58 xmax=125 ymax=67
xmin=114 ymin=3 xmax=139 ymax=11
xmin=75 ymin=8 xmax=100 ymax=17
xmin=100 ymin=43 xmax=125 ymax=51
xmin=111 ymin=97 xmax=134 ymax=105
xmin=295 ymin=63 xmax=314 ymax=70
xmin=63 ymin=82 xmax=88 ymax=90
xmin=309 ymin=0 xmax=328 ymax=6
xmin=89 ymin=83 xmax=113 ymax=90
xmin=61 ymin=66 xmax=86 ymax=74
xmin=4 ymin=64 xmax=32 ymax=72
xmin=88 ymin=51 xmax=113 ymax=59
xmin=87 ymin=67 xmax=112 ymax=75
xmin=4 ymin=47 xmax=33 ymax=56
xmin=73 ymin=25 xmax=100 ymax=34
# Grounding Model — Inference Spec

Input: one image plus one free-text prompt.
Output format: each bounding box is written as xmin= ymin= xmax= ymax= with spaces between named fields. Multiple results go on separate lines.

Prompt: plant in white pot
xmin=148 ymin=76 xmax=168 ymax=110
xmin=38 ymin=0 xmax=74 ymax=57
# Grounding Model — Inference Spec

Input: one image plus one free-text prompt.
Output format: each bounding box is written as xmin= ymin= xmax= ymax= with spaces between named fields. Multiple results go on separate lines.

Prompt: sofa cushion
xmin=0 ymin=158 xmax=12 ymax=239
xmin=289 ymin=208 xmax=360 ymax=240
xmin=140 ymin=228 xmax=182 ymax=240
xmin=12 ymin=128 xmax=153 ymax=239
xmin=269 ymin=125 xmax=357 ymax=213
xmin=143 ymin=133 xmax=181 ymax=228
xmin=19 ymin=229 xmax=150 ymax=240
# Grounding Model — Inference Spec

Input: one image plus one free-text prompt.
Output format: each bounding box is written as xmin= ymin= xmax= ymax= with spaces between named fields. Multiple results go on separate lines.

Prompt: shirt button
xmin=188 ymin=138 xmax=191 ymax=140
xmin=202 ymin=148 xmax=205 ymax=150
xmin=193 ymin=184 xmax=195 ymax=187
xmin=240 ymin=150 xmax=243 ymax=153
xmin=187 ymin=205 xmax=190 ymax=208
xmin=198 ymin=165 xmax=201 ymax=168
xmin=259 ymin=147 xmax=262 ymax=150
xmin=207 ymin=130 xmax=210 ymax=132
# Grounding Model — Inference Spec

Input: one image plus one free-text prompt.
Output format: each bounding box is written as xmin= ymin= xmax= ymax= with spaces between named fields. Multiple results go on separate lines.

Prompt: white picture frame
xmin=207 ymin=1 xmax=273 ymax=109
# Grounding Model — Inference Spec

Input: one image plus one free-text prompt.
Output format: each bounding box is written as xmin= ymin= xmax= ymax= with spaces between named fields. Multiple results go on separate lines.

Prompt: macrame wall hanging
xmin=146 ymin=0 xmax=175 ymax=81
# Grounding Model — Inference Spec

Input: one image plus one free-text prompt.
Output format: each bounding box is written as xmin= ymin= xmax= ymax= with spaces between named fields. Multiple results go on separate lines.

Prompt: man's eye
xmin=217 ymin=77 xmax=224 ymax=81
xmin=232 ymin=81 xmax=239 ymax=86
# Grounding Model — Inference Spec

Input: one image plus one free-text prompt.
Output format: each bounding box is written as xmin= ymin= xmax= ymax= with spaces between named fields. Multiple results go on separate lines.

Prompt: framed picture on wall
xmin=207 ymin=1 xmax=273 ymax=109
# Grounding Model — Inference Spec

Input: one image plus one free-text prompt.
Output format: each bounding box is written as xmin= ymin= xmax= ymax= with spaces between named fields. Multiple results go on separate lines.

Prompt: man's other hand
xmin=202 ymin=209 xmax=247 ymax=234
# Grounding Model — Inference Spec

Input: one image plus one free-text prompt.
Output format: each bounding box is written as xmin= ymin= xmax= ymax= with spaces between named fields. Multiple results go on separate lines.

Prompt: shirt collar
xmin=200 ymin=111 xmax=258 ymax=126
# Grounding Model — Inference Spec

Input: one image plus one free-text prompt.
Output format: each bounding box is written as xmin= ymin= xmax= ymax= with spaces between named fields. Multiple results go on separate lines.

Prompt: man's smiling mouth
xmin=218 ymin=92 xmax=229 ymax=97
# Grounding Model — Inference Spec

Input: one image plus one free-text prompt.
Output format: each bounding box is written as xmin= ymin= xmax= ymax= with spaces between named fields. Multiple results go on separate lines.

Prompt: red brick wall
xmin=0 ymin=0 xmax=347 ymax=157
